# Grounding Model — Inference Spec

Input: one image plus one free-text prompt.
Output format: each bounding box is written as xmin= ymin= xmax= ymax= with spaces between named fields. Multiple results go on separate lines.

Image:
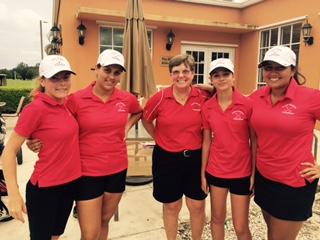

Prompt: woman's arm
xmin=142 ymin=118 xmax=156 ymax=139
xmin=300 ymin=162 xmax=320 ymax=180
xmin=201 ymin=129 xmax=212 ymax=193
xmin=124 ymin=112 xmax=143 ymax=140
xmin=2 ymin=131 xmax=27 ymax=223
xmin=26 ymin=139 xmax=42 ymax=153
xmin=194 ymin=84 xmax=215 ymax=94
xmin=249 ymin=127 xmax=257 ymax=193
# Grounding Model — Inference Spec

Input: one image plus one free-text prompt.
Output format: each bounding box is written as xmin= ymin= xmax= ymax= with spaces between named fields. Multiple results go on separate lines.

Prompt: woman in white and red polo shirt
xmin=142 ymin=54 xmax=208 ymax=240
xmin=66 ymin=49 xmax=142 ymax=239
xmin=2 ymin=55 xmax=81 ymax=240
xmin=250 ymin=46 xmax=320 ymax=239
xmin=27 ymin=50 xmax=142 ymax=239
xmin=201 ymin=58 xmax=254 ymax=240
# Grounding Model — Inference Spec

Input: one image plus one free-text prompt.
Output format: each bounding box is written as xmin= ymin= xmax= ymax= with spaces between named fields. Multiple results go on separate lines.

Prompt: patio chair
xmin=2 ymin=96 xmax=25 ymax=117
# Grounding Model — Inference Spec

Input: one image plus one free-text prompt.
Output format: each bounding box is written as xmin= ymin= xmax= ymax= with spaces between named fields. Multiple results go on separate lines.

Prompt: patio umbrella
xmin=120 ymin=0 xmax=156 ymax=98
xmin=121 ymin=0 xmax=156 ymax=186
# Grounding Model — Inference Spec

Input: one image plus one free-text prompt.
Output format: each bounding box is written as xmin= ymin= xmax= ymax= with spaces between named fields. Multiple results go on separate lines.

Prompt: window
xmin=99 ymin=26 xmax=153 ymax=54
xmin=257 ymin=22 xmax=301 ymax=88
xmin=186 ymin=50 xmax=205 ymax=84
xmin=183 ymin=45 xmax=235 ymax=84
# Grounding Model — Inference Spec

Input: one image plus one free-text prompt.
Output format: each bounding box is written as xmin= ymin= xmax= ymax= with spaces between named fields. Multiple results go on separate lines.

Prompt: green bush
xmin=0 ymin=88 xmax=32 ymax=113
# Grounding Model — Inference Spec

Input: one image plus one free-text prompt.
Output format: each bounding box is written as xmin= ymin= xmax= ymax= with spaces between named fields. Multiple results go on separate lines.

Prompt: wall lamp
xmin=301 ymin=21 xmax=313 ymax=46
xmin=77 ymin=21 xmax=87 ymax=45
xmin=166 ymin=29 xmax=175 ymax=51
xmin=49 ymin=25 xmax=63 ymax=54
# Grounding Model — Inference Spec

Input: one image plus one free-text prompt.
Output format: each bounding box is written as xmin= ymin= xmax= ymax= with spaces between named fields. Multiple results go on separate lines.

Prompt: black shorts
xmin=26 ymin=180 xmax=78 ymax=240
xmin=152 ymin=145 xmax=207 ymax=203
xmin=254 ymin=170 xmax=319 ymax=221
xmin=75 ymin=169 xmax=127 ymax=201
xmin=206 ymin=172 xmax=251 ymax=195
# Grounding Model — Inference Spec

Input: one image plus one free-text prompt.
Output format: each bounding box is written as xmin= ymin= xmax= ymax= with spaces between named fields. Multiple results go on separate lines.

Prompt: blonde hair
xmin=30 ymin=76 xmax=45 ymax=99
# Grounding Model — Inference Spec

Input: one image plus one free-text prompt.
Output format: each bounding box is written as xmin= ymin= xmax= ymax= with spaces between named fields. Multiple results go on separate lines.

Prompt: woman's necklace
xmin=173 ymin=87 xmax=191 ymax=104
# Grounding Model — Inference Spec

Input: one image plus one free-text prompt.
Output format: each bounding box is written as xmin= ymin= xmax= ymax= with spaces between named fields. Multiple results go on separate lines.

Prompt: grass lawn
xmin=1 ymin=79 xmax=35 ymax=89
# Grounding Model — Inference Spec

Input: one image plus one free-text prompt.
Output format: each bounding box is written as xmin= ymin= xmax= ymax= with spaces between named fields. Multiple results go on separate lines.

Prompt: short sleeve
xmin=309 ymin=90 xmax=320 ymax=120
xmin=65 ymin=94 xmax=78 ymax=116
xmin=127 ymin=93 xmax=142 ymax=114
xmin=201 ymin=104 xmax=210 ymax=130
xmin=143 ymin=91 xmax=163 ymax=122
xmin=14 ymin=103 xmax=41 ymax=138
xmin=245 ymin=97 xmax=253 ymax=120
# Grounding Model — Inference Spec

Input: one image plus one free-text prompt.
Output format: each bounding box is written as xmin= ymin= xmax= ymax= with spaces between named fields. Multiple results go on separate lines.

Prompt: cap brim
xmin=101 ymin=63 xmax=126 ymax=72
xmin=44 ymin=70 xmax=76 ymax=78
xmin=258 ymin=60 xmax=288 ymax=68
xmin=209 ymin=67 xmax=233 ymax=75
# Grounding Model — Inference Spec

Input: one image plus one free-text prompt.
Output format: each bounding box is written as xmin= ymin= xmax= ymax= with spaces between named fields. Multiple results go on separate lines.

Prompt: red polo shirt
xmin=67 ymin=83 xmax=142 ymax=176
xmin=143 ymin=86 xmax=208 ymax=152
xmin=15 ymin=92 xmax=81 ymax=187
xmin=250 ymin=80 xmax=320 ymax=187
xmin=202 ymin=89 xmax=252 ymax=178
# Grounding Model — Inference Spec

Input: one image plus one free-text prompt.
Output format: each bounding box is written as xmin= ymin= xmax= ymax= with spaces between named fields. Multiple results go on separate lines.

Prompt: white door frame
xmin=181 ymin=42 xmax=237 ymax=84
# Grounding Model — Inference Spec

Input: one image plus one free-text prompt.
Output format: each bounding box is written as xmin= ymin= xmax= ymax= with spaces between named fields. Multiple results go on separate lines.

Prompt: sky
xmin=0 ymin=0 xmax=52 ymax=69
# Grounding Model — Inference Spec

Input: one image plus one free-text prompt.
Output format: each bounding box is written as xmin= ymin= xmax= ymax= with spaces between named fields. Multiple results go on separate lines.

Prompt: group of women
xmin=1 ymin=45 xmax=320 ymax=240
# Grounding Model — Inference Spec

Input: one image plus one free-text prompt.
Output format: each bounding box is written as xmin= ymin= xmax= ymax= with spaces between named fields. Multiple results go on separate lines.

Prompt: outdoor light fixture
xmin=301 ymin=21 xmax=313 ymax=46
xmin=77 ymin=21 xmax=87 ymax=45
xmin=49 ymin=25 xmax=63 ymax=54
xmin=166 ymin=29 xmax=175 ymax=51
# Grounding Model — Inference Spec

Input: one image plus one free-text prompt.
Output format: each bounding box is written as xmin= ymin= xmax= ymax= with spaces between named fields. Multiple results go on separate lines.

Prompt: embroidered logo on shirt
xmin=191 ymin=102 xmax=201 ymax=111
xmin=281 ymin=104 xmax=296 ymax=115
xmin=116 ymin=102 xmax=127 ymax=112
xmin=232 ymin=110 xmax=245 ymax=120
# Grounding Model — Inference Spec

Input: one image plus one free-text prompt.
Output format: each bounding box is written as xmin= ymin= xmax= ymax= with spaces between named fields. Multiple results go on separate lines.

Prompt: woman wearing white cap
xmin=250 ymin=45 xmax=320 ymax=239
xmin=201 ymin=58 xmax=254 ymax=240
xmin=2 ymin=55 xmax=81 ymax=240
xmin=28 ymin=49 xmax=142 ymax=239
xmin=69 ymin=49 xmax=142 ymax=240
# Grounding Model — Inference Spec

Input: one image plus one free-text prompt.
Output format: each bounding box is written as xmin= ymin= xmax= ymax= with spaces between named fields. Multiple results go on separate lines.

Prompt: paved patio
xmin=1 ymin=117 xmax=319 ymax=239
xmin=0 ymin=117 xmax=211 ymax=239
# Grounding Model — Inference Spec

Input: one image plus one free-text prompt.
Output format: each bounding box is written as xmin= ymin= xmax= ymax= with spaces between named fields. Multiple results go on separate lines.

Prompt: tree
xmin=14 ymin=62 xmax=37 ymax=80
xmin=0 ymin=69 xmax=14 ymax=79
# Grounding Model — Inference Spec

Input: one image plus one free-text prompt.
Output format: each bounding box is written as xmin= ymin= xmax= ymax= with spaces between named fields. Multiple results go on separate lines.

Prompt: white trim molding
xmin=257 ymin=16 xmax=308 ymax=30
xmin=181 ymin=40 xmax=239 ymax=48
xmin=96 ymin=20 xmax=157 ymax=29
xmin=176 ymin=0 xmax=264 ymax=8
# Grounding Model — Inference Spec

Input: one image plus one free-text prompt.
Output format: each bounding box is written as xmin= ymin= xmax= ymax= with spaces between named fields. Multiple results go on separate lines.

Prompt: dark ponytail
xmin=291 ymin=66 xmax=306 ymax=85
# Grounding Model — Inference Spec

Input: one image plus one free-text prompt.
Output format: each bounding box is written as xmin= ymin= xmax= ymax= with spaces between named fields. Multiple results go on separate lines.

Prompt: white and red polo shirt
xmin=67 ymin=82 xmax=142 ymax=176
xmin=15 ymin=92 xmax=81 ymax=187
xmin=143 ymin=86 xmax=209 ymax=152
xmin=250 ymin=79 xmax=320 ymax=187
xmin=202 ymin=89 xmax=252 ymax=178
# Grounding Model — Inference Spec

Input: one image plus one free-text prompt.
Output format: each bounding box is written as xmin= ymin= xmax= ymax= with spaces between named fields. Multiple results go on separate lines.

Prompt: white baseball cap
xmin=39 ymin=55 xmax=75 ymax=78
xmin=258 ymin=46 xmax=296 ymax=67
xmin=209 ymin=58 xmax=234 ymax=74
xmin=97 ymin=49 xmax=126 ymax=71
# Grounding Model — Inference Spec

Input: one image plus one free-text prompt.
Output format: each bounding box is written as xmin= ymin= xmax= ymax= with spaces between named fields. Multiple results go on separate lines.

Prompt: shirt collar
xmin=163 ymin=85 xmax=202 ymax=99
xmin=34 ymin=91 xmax=64 ymax=106
xmin=232 ymin=88 xmax=246 ymax=105
xmin=207 ymin=88 xmax=244 ymax=108
xmin=259 ymin=78 xmax=298 ymax=101
xmin=80 ymin=81 xmax=122 ymax=101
